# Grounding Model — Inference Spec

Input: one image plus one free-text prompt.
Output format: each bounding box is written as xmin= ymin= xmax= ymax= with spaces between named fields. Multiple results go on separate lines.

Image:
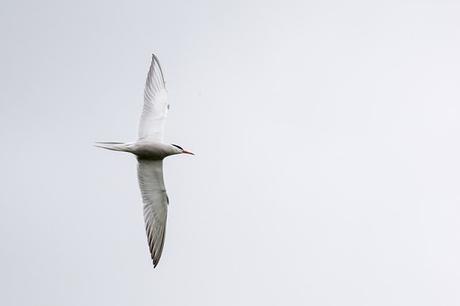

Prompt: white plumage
xmin=96 ymin=54 xmax=194 ymax=268
xmin=139 ymin=54 xmax=169 ymax=142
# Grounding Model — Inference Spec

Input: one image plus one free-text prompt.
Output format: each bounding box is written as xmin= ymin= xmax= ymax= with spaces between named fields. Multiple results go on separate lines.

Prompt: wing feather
xmin=137 ymin=159 xmax=168 ymax=267
xmin=138 ymin=54 xmax=168 ymax=142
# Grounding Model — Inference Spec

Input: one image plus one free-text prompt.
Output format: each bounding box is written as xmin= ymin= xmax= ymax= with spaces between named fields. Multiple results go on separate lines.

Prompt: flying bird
xmin=96 ymin=54 xmax=194 ymax=268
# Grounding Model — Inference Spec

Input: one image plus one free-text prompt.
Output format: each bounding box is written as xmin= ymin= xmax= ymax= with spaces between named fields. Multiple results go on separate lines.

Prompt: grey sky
xmin=1 ymin=0 xmax=460 ymax=305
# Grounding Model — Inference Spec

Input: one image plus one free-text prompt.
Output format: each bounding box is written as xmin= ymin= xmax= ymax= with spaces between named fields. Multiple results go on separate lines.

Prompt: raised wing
xmin=138 ymin=54 xmax=168 ymax=142
xmin=137 ymin=159 xmax=169 ymax=267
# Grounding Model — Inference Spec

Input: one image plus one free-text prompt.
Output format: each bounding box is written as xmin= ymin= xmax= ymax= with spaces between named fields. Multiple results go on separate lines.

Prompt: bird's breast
xmin=131 ymin=141 xmax=171 ymax=159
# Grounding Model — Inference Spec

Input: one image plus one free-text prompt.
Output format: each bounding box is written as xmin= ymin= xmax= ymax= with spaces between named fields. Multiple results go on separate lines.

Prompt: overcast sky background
xmin=1 ymin=0 xmax=460 ymax=305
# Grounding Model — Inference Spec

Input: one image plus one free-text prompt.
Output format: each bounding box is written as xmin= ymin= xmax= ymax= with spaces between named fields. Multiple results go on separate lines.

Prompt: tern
xmin=96 ymin=54 xmax=193 ymax=268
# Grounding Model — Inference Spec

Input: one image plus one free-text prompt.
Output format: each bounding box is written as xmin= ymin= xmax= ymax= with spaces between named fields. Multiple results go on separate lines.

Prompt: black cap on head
xmin=171 ymin=144 xmax=183 ymax=150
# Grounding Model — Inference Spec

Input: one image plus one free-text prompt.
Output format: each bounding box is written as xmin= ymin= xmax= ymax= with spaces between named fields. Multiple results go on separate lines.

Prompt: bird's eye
xmin=171 ymin=144 xmax=183 ymax=150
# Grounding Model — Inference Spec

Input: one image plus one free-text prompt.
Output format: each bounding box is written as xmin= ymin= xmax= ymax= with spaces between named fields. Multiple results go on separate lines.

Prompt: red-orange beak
xmin=182 ymin=150 xmax=195 ymax=155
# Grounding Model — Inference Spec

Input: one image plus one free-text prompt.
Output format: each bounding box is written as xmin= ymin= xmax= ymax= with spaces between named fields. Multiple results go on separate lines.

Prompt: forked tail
xmin=94 ymin=142 xmax=131 ymax=152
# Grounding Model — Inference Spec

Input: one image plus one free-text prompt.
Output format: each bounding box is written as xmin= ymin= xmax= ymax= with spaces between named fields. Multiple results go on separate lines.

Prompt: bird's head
xmin=171 ymin=144 xmax=194 ymax=155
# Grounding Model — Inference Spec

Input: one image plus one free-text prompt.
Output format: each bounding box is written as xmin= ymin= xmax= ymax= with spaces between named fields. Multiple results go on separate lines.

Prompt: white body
xmin=97 ymin=141 xmax=181 ymax=159
xmin=96 ymin=54 xmax=191 ymax=268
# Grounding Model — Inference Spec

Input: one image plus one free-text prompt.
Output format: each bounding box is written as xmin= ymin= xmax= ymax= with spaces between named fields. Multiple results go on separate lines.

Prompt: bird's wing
xmin=137 ymin=159 xmax=169 ymax=268
xmin=138 ymin=54 xmax=169 ymax=142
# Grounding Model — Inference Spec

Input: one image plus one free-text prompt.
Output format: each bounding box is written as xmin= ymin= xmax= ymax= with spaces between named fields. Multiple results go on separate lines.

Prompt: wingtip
xmin=147 ymin=52 xmax=165 ymax=86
